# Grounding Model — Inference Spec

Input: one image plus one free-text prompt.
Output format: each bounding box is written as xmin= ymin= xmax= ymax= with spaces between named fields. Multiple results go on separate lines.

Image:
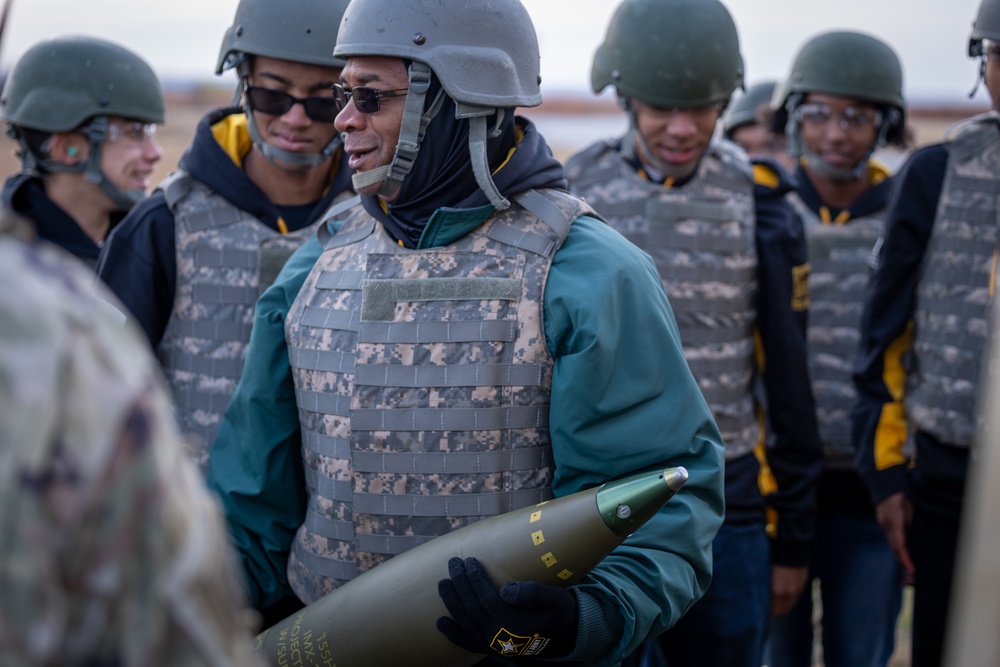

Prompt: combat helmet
xmin=591 ymin=0 xmax=744 ymax=178
xmin=592 ymin=0 xmax=744 ymax=109
xmin=970 ymin=0 xmax=1000 ymax=56
xmin=217 ymin=0 xmax=351 ymax=168
xmin=773 ymin=30 xmax=906 ymax=180
xmin=0 ymin=35 xmax=164 ymax=209
xmin=333 ymin=0 xmax=542 ymax=209
xmin=723 ymin=81 xmax=778 ymax=138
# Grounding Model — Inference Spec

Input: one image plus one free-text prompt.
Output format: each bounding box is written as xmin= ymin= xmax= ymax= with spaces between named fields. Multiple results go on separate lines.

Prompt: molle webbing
xmin=566 ymin=141 xmax=760 ymax=460
xmin=906 ymin=115 xmax=1000 ymax=447
xmin=155 ymin=171 xmax=320 ymax=473
xmin=791 ymin=191 xmax=883 ymax=462
xmin=284 ymin=188 xmax=587 ymax=603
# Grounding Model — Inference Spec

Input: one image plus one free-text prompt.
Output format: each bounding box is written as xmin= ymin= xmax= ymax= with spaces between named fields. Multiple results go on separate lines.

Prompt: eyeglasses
xmin=245 ymin=86 xmax=339 ymax=123
xmin=332 ymin=84 xmax=408 ymax=114
xmin=794 ymin=103 xmax=883 ymax=132
xmin=107 ymin=120 xmax=157 ymax=144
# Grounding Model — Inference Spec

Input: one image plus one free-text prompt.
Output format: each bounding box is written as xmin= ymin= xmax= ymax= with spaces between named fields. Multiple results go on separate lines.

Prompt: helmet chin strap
xmin=351 ymin=62 xmax=510 ymax=209
xmin=458 ymin=105 xmax=509 ymax=210
xmin=234 ymin=59 xmax=339 ymax=170
xmin=17 ymin=116 xmax=143 ymax=211
xmin=244 ymin=109 xmax=340 ymax=168
xmin=620 ymin=96 xmax=702 ymax=181
xmin=351 ymin=61 xmax=445 ymax=198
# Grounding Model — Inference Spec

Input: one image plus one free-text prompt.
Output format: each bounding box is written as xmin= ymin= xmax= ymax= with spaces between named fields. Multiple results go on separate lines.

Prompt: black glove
xmin=437 ymin=556 xmax=579 ymax=659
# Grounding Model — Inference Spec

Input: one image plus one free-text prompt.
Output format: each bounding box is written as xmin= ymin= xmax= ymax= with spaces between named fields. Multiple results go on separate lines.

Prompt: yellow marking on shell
xmin=558 ymin=570 xmax=574 ymax=580
xmin=541 ymin=552 xmax=557 ymax=568
xmin=532 ymin=530 xmax=545 ymax=545
xmin=530 ymin=510 xmax=542 ymax=523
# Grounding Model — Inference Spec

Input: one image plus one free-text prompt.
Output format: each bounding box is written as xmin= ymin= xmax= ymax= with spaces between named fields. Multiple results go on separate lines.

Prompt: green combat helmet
xmin=970 ymin=0 xmax=1000 ymax=56
xmin=216 ymin=0 xmax=351 ymax=168
xmin=723 ymin=81 xmax=777 ymax=138
xmin=591 ymin=0 xmax=744 ymax=178
xmin=772 ymin=30 xmax=906 ymax=180
xmin=0 ymin=35 xmax=164 ymax=209
xmin=334 ymin=0 xmax=542 ymax=209
xmin=968 ymin=0 xmax=1000 ymax=100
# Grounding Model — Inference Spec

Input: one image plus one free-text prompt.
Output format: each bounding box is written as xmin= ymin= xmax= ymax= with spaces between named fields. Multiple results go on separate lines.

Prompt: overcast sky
xmin=0 ymin=0 xmax=986 ymax=105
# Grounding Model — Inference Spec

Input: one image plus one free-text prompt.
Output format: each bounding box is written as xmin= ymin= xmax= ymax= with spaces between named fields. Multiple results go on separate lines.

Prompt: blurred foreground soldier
xmin=563 ymin=0 xmax=823 ymax=665
xmin=207 ymin=0 xmax=726 ymax=662
xmin=852 ymin=2 xmax=1000 ymax=665
xmin=0 ymin=35 xmax=164 ymax=269
xmin=723 ymin=80 xmax=794 ymax=171
xmin=767 ymin=30 xmax=908 ymax=667
xmin=98 ymin=0 xmax=355 ymax=472
xmin=0 ymin=209 xmax=262 ymax=666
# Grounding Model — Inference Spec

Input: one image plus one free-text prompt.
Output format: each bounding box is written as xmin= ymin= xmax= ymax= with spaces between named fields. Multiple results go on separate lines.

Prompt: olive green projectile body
xmin=254 ymin=466 xmax=688 ymax=667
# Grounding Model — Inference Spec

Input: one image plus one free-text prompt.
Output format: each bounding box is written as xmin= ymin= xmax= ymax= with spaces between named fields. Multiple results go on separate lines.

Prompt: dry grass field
xmin=0 ymin=90 xmax=987 ymax=186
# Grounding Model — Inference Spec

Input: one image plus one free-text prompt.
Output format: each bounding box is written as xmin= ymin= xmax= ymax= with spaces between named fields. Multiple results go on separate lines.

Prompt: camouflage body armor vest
xmin=284 ymin=189 xmax=590 ymax=603
xmin=907 ymin=113 xmax=1000 ymax=447
xmin=787 ymin=191 xmax=884 ymax=468
xmin=156 ymin=171 xmax=323 ymax=472
xmin=566 ymin=139 xmax=759 ymax=460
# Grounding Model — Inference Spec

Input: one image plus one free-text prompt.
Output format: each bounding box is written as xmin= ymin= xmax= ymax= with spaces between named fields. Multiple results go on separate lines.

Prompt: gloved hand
xmin=436 ymin=556 xmax=578 ymax=659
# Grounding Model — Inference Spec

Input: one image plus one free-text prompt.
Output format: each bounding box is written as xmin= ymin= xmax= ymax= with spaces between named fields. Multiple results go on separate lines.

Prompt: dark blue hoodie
xmin=2 ymin=171 xmax=120 ymax=269
xmin=96 ymin=107 xmax=354 ymax=346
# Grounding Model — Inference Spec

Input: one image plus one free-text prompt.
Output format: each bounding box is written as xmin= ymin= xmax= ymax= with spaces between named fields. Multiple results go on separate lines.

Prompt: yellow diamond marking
xmin=530 ymin=510 xmax=542 ymax=523
xmin=541 ymin=552 xmax=557 ymax=567
xmin=532 ymin=530 xmax=545 ymax=545
xmin=558 ymin=569 xmax=574 ymax=580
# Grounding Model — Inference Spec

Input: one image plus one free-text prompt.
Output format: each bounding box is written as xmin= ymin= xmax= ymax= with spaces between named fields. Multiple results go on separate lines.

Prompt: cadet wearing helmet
xmin=0 ymin=35 xmax=164 ymax=268
xmin=767 ymin=30 xmax=908 ymax=667
xmin=723 ymin=80 xmax=794 ymax=171
xmin=0 ymin=208 xmax=264 ymax=666
xmin=97 ymin=0 xmax=356 ymax=478
xmin=563 ymin=1 xmax=822 ymax=665
xmin=853 ymin=2 xmax=1000 ymax=665
xmin=207 ymin=0 xmax=725 ymax=663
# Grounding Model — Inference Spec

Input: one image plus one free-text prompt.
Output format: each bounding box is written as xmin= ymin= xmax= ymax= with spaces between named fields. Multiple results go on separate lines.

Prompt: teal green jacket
xmin=207 ymin=210 xmax=725 ymax=664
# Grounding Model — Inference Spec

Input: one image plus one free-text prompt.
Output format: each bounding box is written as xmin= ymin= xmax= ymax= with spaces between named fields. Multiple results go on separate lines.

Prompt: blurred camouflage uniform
xmin=0 ymin=210 xmax=263 ymax=666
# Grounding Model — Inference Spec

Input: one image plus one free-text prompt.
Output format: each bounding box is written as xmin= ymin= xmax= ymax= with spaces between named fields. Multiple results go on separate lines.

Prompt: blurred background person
xmin=723 ymin=80 xmax=794 ymax=171
xmin=767 ymin=29 xmax=909 ymax=667
xmin=0 ymin=35 xmax=164 ymax=269
xmin=0 ymin=206 xmax=263 ymax=666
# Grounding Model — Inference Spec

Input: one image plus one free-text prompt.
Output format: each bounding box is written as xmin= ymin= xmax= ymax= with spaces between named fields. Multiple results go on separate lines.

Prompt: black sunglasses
xmin=332 ymin=84 xmax=408 ymax=114
xmin=245 ymin=86 xmax=339 ymax=123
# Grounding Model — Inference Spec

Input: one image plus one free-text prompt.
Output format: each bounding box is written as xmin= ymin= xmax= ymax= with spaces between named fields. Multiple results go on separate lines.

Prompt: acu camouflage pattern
xmin=787 ymin=191 xmax=884 ymax=468
xmin=0 ymin=213 xmax=263 ymax=667
xmin=565 ymin=138 xmax=760 ymax=460
xmin=283 ymin=189 xmax=589 ymax=603
xmin=907 ymin=112 xmax=1000 ymax=447
xmin=155 ymin=170 xmax=328 ymax=473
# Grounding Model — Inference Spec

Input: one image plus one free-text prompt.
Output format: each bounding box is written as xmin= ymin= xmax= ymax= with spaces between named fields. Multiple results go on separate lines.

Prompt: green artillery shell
xmin=254 ymin=466 xmax=688 ymax=667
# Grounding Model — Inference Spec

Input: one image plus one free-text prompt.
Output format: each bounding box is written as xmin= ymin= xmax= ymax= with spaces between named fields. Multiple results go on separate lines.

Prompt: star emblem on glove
xmin=490 ymin=629 xmax=550 ymax=656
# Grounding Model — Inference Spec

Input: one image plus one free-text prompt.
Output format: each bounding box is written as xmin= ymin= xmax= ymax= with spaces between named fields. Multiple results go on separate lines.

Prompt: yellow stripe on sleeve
xmin=874 ymin=321 xmax=914 ymax=471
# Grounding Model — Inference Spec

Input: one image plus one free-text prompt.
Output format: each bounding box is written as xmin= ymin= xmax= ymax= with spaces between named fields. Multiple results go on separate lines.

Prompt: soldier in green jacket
xmin=207 ymin=0 xmax=726 ymax=663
